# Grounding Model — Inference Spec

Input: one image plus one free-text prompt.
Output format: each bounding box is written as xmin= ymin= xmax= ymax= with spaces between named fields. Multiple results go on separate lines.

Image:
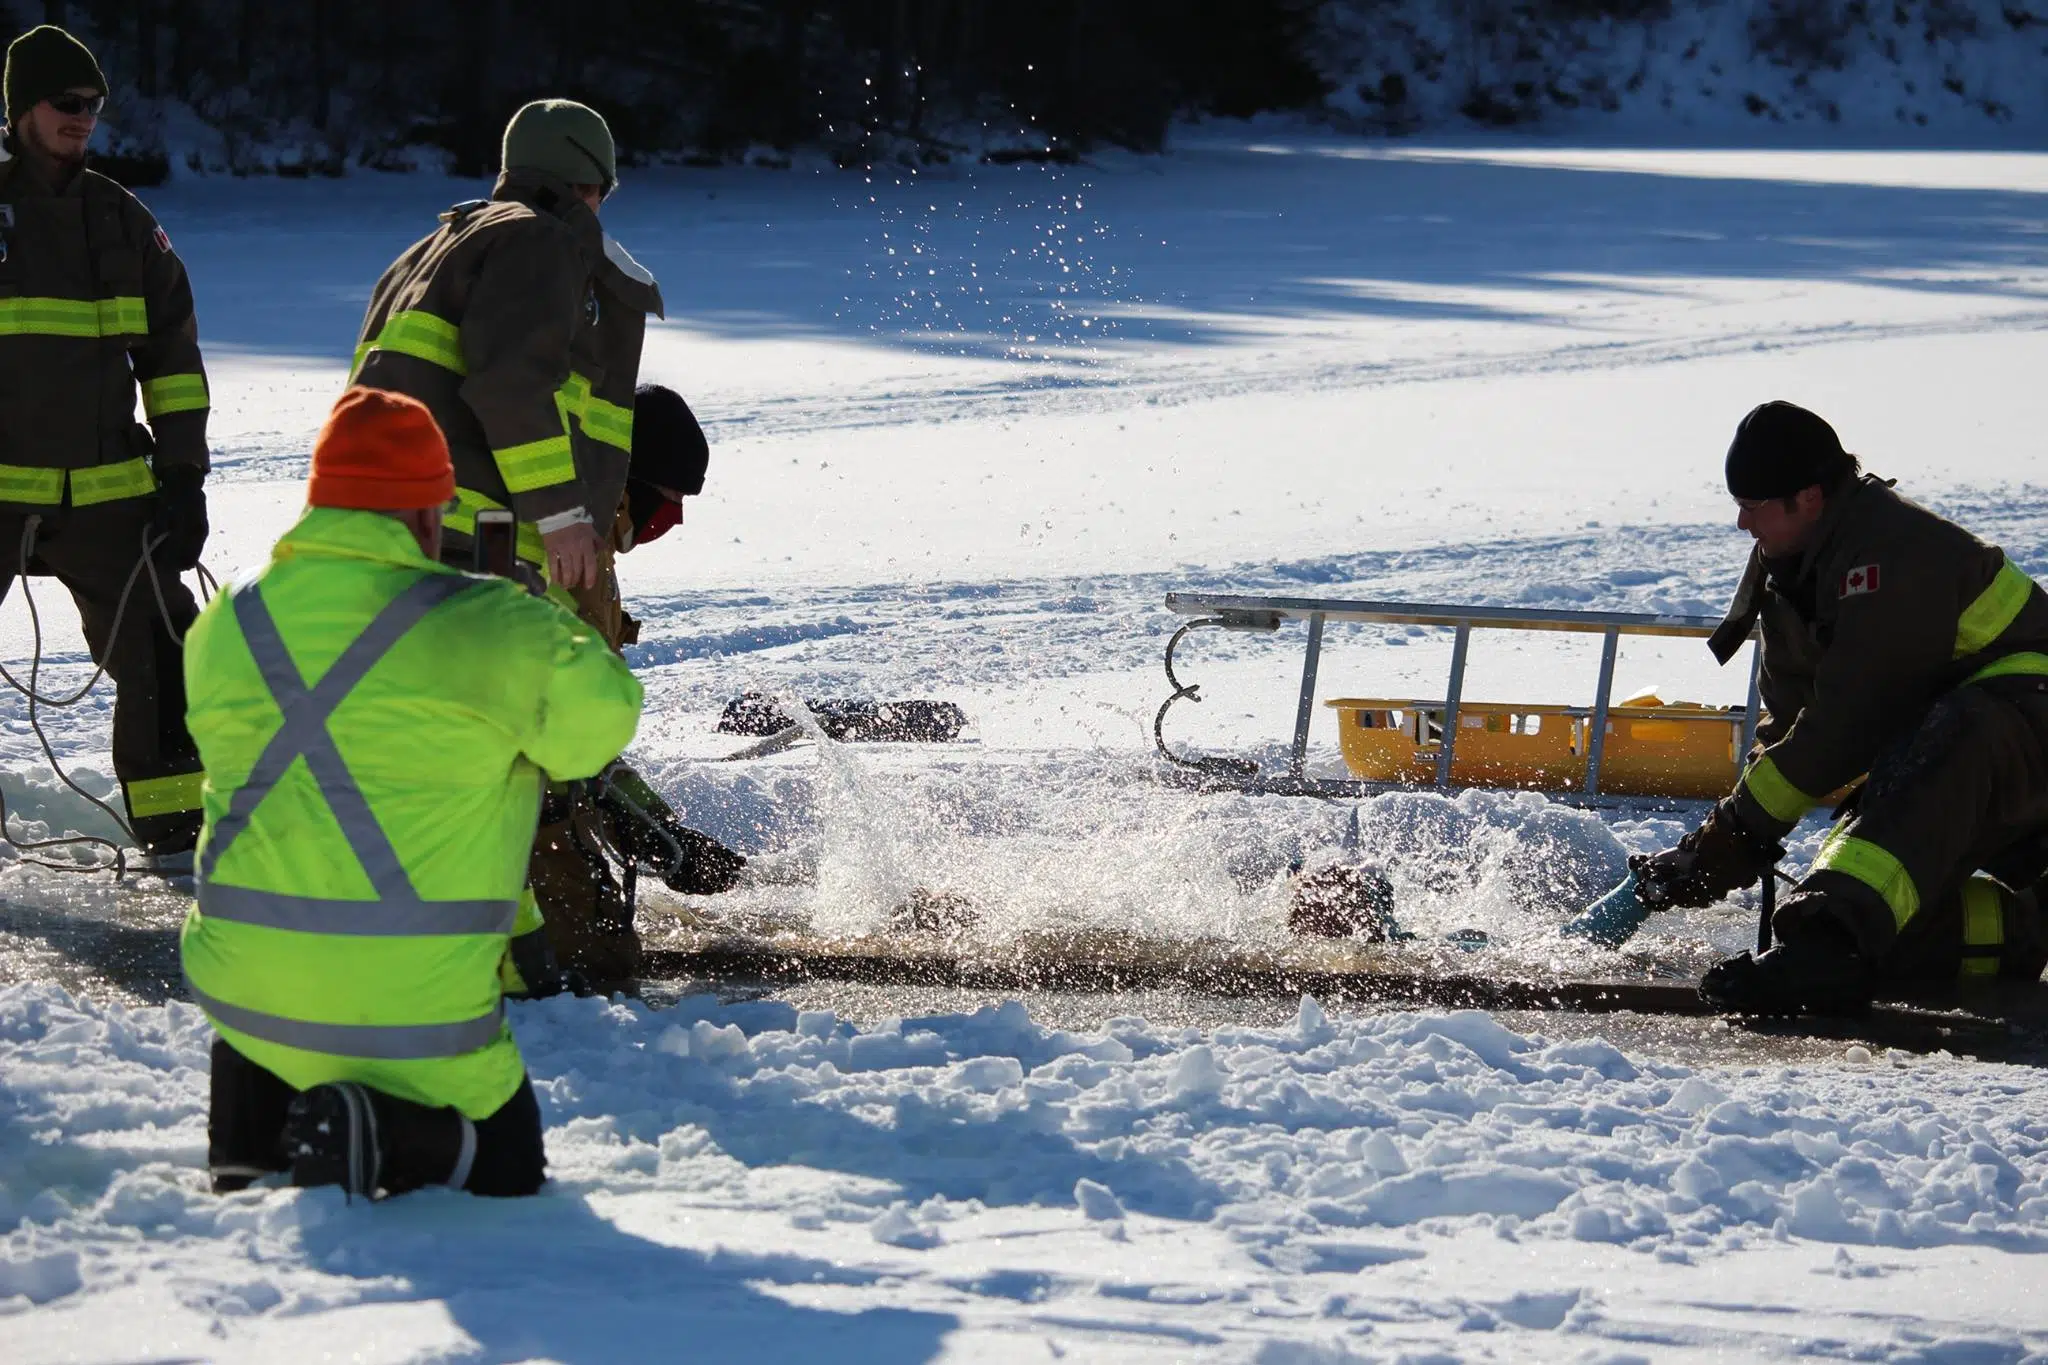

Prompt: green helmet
xmin=501 ymin=99 xmax=616 ymax=197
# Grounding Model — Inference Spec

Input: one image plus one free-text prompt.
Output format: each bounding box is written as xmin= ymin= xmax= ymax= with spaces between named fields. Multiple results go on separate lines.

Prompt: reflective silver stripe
xmin=189 ymin=978 xmax=506 ymax=1060
xmin=446 ymin=1115 xmax=478 ymax=1190
xmin=198 ymin=883 xmax=517 ymax=937
xmin=199 ymin=573 xmax=483 ymax=909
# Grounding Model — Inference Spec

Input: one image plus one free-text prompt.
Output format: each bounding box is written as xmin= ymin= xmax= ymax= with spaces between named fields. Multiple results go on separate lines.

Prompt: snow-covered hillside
xmin=1 ymin=134 xmax=2046 ymax=1359
xmin=1314 ymin=0 xmax=2048 ymax=136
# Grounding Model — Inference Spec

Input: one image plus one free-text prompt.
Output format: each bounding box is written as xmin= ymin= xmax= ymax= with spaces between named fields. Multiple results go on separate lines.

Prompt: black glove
xmin=592 ymin=767 xmax=747 ymax=895
xmin=150 ymin=466 xmax=209 ymax=572
xmin=651 ymin=826 xmax=749 ymax=900
xmin=1629 ymin=799 xmax=1784 ymax=910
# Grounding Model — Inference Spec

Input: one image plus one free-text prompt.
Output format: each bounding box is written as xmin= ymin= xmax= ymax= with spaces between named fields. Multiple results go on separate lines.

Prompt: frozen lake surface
xmin=2 ymin=136 xmax=2047 ymax=1360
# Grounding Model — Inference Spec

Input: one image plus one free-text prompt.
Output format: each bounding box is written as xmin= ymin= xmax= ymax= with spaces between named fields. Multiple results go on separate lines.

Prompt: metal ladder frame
xmin=1156 ymin=591 xmax=1761 ymax=809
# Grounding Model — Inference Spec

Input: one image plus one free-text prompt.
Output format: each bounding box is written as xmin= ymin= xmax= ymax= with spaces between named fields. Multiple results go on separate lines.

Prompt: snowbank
xmin=4 ymin=982 xmax=2047 ymax=1359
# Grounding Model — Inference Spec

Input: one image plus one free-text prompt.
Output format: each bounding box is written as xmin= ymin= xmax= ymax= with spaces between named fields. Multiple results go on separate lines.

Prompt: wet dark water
xmin=7 ymin=883 xmax=2038 ymax=1069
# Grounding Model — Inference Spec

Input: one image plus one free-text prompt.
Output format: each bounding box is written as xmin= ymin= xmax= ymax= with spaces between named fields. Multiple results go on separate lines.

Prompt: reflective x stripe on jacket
xmin=181 ymin=506 xmax=644 ymax=1118
xmin=187 ymin=574 xmax=514 ymax=1060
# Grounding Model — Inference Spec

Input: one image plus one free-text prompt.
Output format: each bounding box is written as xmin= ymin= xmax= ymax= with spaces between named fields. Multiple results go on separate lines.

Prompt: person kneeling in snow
xmin=1634 ymin=401 xmax=2048 ymax=1015
xmin=527 ymin=383 xmax=746 ymax=982
xmin=180 ymin=389 xmax=643 ymax=1197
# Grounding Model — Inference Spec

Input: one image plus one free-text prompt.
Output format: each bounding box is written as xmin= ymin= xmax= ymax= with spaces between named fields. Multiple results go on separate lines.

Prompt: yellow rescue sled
xmin=1328 ymin=692 xmax=1742 ymax=800
xmin=1155 ymin=593 xmax=1761 ymax=806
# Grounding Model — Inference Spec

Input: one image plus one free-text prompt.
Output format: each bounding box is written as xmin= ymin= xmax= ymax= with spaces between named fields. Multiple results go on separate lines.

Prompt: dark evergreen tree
xmin=1 ymin=0 xmax=1330 ymax=176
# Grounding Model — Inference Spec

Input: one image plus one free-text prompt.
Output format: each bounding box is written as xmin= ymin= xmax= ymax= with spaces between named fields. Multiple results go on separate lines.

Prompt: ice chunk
xmin=948 ymin=1056 xmax=1024 ymax=1092
xmin=1356 ymin=1168 xmax=1575 ymax=1224
xmin=869 ymin=1202 xmax=943 ymax=1249
xmin=690 ymin=1020 xmax=749 ymax=1063
xmin=0 ymin=1247 xmax=80 ymax=1305
xmin=1074 ymin=1178 xmax=1126 ymax=1221
xmin=1359 ymin=1131 xmax=1409 ymax=1176
xmin=1172 ymin=1044 xmax=1226 ymax=1099
xmin=1666 ymin=1077 xmax=1729 ymax=1114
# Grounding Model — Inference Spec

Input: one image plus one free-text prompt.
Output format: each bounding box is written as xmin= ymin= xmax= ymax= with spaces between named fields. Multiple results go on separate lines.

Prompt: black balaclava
xmin=627 ymin=383 xmax=709 ymax=544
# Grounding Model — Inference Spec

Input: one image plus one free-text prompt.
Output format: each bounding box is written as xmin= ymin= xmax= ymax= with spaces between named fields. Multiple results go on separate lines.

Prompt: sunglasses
xmin=45 ymin=92 xmax=105 ymax=117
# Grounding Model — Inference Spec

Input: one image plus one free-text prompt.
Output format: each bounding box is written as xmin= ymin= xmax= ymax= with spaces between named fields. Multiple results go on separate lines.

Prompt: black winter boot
xmin=1700 ymin=915 xmax=1873 ymax=1016
xmin=284 ymin=1082 xmax=384 ymax=1199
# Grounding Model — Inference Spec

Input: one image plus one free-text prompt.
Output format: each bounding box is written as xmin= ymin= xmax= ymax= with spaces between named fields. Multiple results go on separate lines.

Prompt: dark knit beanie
xmin=1725 ymin=400 xmax=1853 ymax=500
xmin=630 ymin=384 xmax=709 ymax=496
xmin=4 ymin=26 xmax=106 ymax=126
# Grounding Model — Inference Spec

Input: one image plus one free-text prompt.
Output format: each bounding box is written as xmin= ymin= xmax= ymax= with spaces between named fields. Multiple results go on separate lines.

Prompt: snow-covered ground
xmin=3 ymin=135 xmax=2047 ymax=1359
xmin=7 ymin=986 xmax=2048 ymax=1362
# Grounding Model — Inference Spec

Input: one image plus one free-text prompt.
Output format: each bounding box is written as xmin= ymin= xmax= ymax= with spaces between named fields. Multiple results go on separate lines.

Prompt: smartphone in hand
xmin=473 ymin=508 xmax=518 ymax=579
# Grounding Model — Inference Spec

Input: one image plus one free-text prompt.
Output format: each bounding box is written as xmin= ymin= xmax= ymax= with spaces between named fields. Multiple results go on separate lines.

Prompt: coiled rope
xmin=0 ymin=515 xmax=216 ymax=879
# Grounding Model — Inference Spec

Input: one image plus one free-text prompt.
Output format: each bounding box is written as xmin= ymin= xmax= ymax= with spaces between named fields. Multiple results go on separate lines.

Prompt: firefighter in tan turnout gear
xmin=351 ymin=99 xmax=739 ymax=981
xmin=0 ymin=25 xmax=210 ymax=854
xmin=1633 ymin=401 xmax=2048 ymax=1014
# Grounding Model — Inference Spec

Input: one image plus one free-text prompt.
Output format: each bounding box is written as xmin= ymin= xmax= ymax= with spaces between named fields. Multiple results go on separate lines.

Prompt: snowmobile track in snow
xmin=700 ymin=307 xmax=2048 ymax=443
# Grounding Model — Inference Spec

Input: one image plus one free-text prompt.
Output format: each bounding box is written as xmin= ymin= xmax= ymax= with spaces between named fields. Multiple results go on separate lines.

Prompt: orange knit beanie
xmin=306 ymin=387 xmax=455 ymax=511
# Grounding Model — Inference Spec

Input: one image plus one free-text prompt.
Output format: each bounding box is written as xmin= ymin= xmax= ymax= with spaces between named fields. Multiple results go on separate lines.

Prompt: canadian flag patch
xmin=151 ymin=225 xmax=172 ymax=254
xmin=1841 ymin=563 xmax=1881 ymax=598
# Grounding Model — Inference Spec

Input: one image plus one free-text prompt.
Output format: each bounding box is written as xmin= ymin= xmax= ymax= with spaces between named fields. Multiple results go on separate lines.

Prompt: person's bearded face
xmin=19 ymin=87 xmax=100 ymax=165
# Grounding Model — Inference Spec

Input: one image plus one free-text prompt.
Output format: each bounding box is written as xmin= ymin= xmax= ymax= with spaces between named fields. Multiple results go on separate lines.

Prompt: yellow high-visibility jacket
xmin=179 ymin=507 xmax=642 ymax=1118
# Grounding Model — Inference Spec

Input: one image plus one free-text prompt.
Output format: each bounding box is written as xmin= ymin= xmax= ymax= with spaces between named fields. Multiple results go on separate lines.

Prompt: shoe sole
xmin=285 ymin=1083 xmax=381 ymax=1198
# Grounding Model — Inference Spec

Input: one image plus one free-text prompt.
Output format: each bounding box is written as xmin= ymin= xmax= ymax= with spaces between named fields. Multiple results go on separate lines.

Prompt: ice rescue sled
xmin=1331 ymin=693 xmax=1743 ymax=800
xmin=1155 ymin=592 xmax=1761 ymax=806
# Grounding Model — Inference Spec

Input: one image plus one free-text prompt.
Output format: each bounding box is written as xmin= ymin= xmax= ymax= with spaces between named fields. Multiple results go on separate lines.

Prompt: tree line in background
xmin=11 ymin=0 xmax=1330 ymax=178
xmin=13 ymin=1 xmax=2015 ymax=181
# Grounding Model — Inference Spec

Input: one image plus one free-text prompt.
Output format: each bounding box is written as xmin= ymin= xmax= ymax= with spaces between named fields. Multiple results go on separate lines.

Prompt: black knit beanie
xmin=1725 ymin=401 xmax=1853 ymax=500
xmin=630 ymin=384 xmax=709 ymax=496
xmin=4 ymin=26 xmax=106 ymax=126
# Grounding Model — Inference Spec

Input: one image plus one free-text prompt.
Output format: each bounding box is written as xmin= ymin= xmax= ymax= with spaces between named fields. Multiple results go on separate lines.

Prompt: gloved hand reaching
xmin=641 ymin=824 xmax=746 ymax=895
xmin=1629 ymin=798 xmax=1784 ymax=910
xmin=150 ymin=466 xmax=209 ymax=571
xmin=592 ymin=763 xmax=747 ymax=895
